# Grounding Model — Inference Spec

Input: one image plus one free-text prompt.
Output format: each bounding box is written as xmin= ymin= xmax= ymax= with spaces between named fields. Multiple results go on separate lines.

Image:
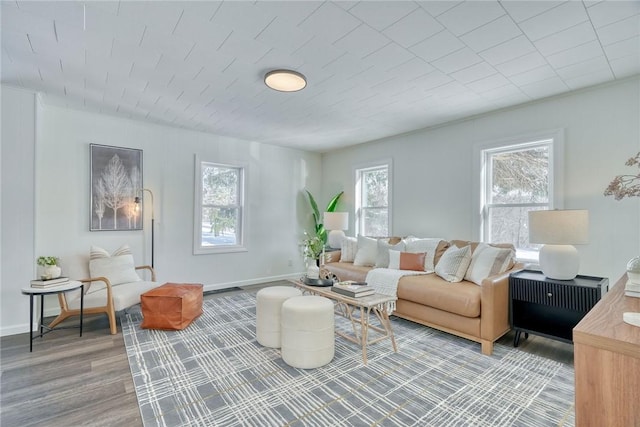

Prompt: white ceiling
xmin=2 ymin=1 xmax=639 ymax=152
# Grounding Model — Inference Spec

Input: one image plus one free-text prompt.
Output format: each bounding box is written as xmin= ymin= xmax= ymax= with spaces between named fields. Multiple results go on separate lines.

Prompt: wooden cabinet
xmin=573 ymin=274 xmax=640 ymax=426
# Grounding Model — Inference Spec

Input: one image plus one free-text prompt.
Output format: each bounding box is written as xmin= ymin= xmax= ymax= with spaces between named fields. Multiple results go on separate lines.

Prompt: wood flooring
xmin=1 ymin=282 xmax=574 ymax=426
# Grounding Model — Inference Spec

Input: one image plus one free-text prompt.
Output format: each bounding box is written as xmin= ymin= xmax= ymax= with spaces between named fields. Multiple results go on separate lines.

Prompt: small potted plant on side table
xmin=37 ymin=256 xmax=61 ymax=280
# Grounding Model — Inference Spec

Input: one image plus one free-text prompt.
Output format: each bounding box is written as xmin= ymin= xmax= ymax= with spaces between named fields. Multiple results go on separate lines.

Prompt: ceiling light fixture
xmin=264 ymin=69 xmax=307 ymax=92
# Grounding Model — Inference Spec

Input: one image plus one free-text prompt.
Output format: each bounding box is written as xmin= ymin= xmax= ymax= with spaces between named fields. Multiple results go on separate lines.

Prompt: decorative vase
xmin=307 ymin=263 xmax=320 ymax=279
xmin=628 ymin=256 xmax=640 ymax=284
xmin=42 ymin=265 xmax=62 ymax=280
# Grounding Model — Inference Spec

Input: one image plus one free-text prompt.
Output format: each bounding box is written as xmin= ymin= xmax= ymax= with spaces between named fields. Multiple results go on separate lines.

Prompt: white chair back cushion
xmin=88 ymin=245 xmax=141 ymax=293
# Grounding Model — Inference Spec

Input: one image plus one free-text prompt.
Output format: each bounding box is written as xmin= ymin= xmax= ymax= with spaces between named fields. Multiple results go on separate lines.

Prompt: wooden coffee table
xmin=290 ymin=279 xmax=397 ymax=365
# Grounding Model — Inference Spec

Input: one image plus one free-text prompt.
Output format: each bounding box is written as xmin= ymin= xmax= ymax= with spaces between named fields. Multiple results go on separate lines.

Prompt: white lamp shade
xmin=528 ymin=210 xmax=589 ymax=245
xmin=323 ymin=212 xmax=348 ymax=231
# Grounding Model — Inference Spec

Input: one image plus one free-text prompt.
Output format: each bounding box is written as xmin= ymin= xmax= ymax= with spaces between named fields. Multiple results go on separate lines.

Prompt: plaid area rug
xmin=121 ymin=293 xmax=575 ymax=427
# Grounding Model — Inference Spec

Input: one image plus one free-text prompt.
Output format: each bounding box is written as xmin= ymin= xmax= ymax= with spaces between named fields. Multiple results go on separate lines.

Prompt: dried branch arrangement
xmin=604 ymin=152 xmax=640 ymax=200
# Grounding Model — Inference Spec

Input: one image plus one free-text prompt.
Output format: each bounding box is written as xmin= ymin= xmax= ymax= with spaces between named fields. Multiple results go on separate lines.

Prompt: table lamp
xmin=528 ymin=209 xmax=589 ymax=280
xmin=324 ymin=212 xmax=348 ymax=249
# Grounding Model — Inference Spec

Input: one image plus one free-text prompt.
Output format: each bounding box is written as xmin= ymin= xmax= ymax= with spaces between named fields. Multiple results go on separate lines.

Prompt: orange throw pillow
xmin=399 ymin=252 xmax=426 ymax=271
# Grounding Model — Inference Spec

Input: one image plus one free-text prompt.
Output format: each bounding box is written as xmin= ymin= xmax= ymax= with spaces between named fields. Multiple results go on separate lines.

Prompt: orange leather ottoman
xmin=140 ymin=283 xmax=203 ymax=330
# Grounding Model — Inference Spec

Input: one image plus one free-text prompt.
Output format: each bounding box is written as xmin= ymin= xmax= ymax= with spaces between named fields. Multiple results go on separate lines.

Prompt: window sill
xmin=194 ymin=246 xmax=248 ymax=255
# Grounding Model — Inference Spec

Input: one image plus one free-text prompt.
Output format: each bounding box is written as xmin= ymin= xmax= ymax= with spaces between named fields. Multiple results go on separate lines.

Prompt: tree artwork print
xmin=90 ymin=144 xmax=143 ymax=231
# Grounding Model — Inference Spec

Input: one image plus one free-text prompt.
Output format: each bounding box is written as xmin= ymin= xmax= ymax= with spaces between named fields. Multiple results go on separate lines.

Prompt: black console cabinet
xmin=509 ymin=270 xmax=608 ymax=346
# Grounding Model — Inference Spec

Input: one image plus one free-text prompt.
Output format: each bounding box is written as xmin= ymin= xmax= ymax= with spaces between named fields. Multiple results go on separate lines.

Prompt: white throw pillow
xmin=388 ymin=250 xmax=401 ymax=269
xmin=340 ymin=237 xmax=358 ymax=262
xmin=353 ymin=235 xmax=378 ymax=266
xmin=464 ymin=243 xmax=514 ymax=285
xmin=89 ymin=244 xmax=141 ymax=292
xmin=375 ymin=239 xmax=405 ymax=268
xmin=405 ymin=238 xmax=443 ymax=272
xmin=435 ymin=245 xmax=472 ymax=283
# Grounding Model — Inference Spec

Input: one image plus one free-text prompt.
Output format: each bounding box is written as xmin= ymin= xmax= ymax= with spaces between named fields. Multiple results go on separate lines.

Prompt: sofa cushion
xmin=404 ymin=238 xmax=449 ymax=271
xmin=353 ymin=235 xmax=378 ymax=266
xmin=375 ymin=239 xmax=405 ymax=268
xmin=323 ymin=262 xmax=371 ymax=282
xmin=464 ymin=243 xmax=514 ymax=285
xmin=397 ymin=274 xmax=481 ymax=318
xmin=435 ymin=245 xmax=472 ymax=282
xmin=340 ymin=237 xmax=358 ymax=262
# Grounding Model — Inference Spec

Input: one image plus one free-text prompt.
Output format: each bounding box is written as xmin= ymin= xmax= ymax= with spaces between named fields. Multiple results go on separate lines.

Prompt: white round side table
xmin=21 ymin=280 xmax=84 ymax=352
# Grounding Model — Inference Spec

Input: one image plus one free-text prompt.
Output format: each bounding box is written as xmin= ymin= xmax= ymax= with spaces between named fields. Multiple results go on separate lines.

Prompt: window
xmin=479 ymin=136 xmax=561 ymax=261
xmin=194 ymin=160 xmax=245 ymax=254
xmin=355 ymin=162 xmax=391 ymax=236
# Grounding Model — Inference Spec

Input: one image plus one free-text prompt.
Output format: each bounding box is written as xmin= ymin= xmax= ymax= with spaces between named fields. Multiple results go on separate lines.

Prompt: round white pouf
xmin=256 ymin=286 xmax=302 ymax=348
xmin=281 ymin=295 xmax=335 ymax=369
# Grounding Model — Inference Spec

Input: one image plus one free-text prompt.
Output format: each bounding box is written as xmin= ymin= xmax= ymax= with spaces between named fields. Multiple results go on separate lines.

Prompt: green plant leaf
xmin=305 ymin=189 xmax=320 ymax=227
xmin=325 ymin=191 xmax=344 ymax=213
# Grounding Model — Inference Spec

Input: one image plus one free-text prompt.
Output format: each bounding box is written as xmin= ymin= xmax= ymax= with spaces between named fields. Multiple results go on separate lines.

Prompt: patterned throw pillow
xmin=435 ymin=245 xmax=472 ymax=283
xmin=89 ymin=244 xmax=141 ymax=292
xmin=464 ymin=243 xmax=514 ymax=285
xmin=353 ymin=235 xmax=378 ymax=266
xmin=375 ymin=239 xmax=406 ymax=268
xmin=340 ymin=237 xmax=358 ymax=262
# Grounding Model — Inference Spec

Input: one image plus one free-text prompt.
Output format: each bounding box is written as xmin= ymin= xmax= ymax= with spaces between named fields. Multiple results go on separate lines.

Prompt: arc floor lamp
xmin=134 ymin=188 xmax=155 ymax=268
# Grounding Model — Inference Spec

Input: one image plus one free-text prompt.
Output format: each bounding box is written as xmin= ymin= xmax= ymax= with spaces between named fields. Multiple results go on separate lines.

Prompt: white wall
xmin=322 ymin=77 xmax=640 ymax=285
xmin=1 ymin=86 xmax=37 ymax=335
xmin=1 ymin=87 xmax=321 ymax=335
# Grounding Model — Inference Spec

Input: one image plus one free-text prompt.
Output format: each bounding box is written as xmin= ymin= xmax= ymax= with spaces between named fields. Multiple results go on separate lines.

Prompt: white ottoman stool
xmin=281 ymin=295 xmax=335 ymax=369
xmin=256 ymin=286 xmax=302 ymax=348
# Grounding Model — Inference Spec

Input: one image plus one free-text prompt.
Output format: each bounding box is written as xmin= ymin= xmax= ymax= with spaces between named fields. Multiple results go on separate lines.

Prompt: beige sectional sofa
xmin=323 ymin=239 xmax=523 ymax=355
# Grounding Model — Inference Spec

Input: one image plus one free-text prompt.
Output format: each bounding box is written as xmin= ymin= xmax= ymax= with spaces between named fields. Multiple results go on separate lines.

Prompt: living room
xmin=2 ymin=1 xmax=640 ymax=426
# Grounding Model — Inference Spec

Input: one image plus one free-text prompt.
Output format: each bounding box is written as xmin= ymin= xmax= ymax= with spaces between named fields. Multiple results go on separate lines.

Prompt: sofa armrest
xmin=323 ymin=250 xmax=342 ymax=264
xmin=136 ymin=265 xmax=157 ymax=282
xmin=479 ymin=263 xmax=525 ymax=341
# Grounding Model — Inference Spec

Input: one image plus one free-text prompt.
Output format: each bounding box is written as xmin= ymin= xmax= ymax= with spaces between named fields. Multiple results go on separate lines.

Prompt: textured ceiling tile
xmin=478 ymin=35 xmax=536 ymax=65
xmin=348 ymin=1 xmax=418 ymax=31
xmin=500 ymin=1 xmax=565 ymax=23
xmin=564 ymin=68 xmax=615 ymax=90
xmin=410 ymin=30 xmax=464 ymax=62
xmin=292 ymin=37 xmax=346 ymax=68
xmin=436 ymin=1 xmax=505 ymax=36
xmin=554 ymin=55 xmax=611 ymax=79
xmin=480 ymin=83 xmax=525 ymax=100
xmin=509 ymin=65 xmax=558 ymax=86
xmin=333 ymin=24 xmax=391 ymax=58
xmin=298 ymin=1 xmax=362 ymax=43
xmin=256 ymin=18 xmax=314 ymax=54
xmin=460 ymin=15 xmax=522 ymax=52
xmin=596 ymin=15 xmax=640 ymax=46
xmin=609 ymin=54 xmax=640 ymax=78
xmin=534 ymin=21 xmax=597 ymax=56
xmin=587 ymin=1 xmax=640 ymax=28
xmin=432 ymin=47 xmax=483 ymax=74
xmin=494 ymin=51 xmax=547 ymax=76
xmin=465 ymin=72 xmax=510 ymax=93
xmin=450 ymin=61 xmax=497 ymax=84
xmin=118 ymin=1 xmax=184 ymax=34
xmin=519 ymin=76 xmax=569 ymax=98
xmin=415 ymin=1 xmax=462 ymax=18
xmin=412 ymin=69 xmax=454 ymax=90
xmin=361 ymin=42 xmax=414 ymax=70
xmin=546 ymin=40 xmax=604 ymax=69
xmin=603 ymin=36 xmax=640 ymax=61
xmin=386 ymin=57 xmax=434 ymax=80
xmin=519 ymin=1 xmax=589 ymax=41
xmin=382 ymin=7 xmax=443 ymax=48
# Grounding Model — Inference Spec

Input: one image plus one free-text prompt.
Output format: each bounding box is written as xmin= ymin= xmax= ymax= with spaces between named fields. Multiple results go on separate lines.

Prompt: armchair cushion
xmin=89 ymin=244 xmax=141 ymax=293
xmin=67 ymin=280 xmax=159 ymax=311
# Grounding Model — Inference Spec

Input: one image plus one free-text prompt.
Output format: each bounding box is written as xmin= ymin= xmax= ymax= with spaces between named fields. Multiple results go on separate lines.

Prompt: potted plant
xmin=305 ymin=190 xmax=344 ymax=244
xmin=37 ymin=256 xmax=61 ymax=280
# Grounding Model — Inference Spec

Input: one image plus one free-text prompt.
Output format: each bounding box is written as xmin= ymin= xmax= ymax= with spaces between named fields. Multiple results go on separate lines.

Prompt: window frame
xmin=354 ymin=160 xmax=392 ymax=237
xmin=473 ymin=130 xmax=565 ymax=261
xmin=193 ymin=157 xmax=247 ymax=255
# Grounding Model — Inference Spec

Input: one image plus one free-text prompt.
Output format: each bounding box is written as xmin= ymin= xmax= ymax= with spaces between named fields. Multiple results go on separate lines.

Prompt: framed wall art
xmin=90 ymin=144 xmax=143 ymax=231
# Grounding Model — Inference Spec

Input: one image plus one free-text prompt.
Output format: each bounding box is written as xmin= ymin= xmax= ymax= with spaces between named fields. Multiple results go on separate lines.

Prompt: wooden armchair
xmin=49 ymin=265 xmax=158 ymax=334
